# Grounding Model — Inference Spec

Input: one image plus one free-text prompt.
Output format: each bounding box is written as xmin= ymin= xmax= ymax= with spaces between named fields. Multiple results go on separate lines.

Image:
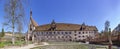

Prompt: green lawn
xmin=31 ymin=42 xmax=118 ymax=49
xmin=0 ymin=40 xmax=26 ymax=48
xmin=31 ymin=45 xmax=88 ymax=49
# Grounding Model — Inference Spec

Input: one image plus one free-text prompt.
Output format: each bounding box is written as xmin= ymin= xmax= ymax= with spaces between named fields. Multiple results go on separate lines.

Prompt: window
xmin=54 ymin=32 xmax=55 ymax=34
xmin=66 ymin=36 xmax=68 ymax=38
xmin=89 ymin=32 xmax=91 ymax=33
xmin=46 ymin=32 xmax=48 ymax=34
xmin=69 ymin=32 xmax=71 ymax=34
xmin=75 ymin=38 xmax=77 ymax=39
xmin=47 ymin=36 xmax=48 ymax=38
xmin=74 ymin=31 xmax=76 ymax=33
xmin=86 ymin=35 xmax=88 ymax=37
xmin=30 ymin=28 xmax=32 ymax=31
xmin=86 ymin=32 xmax=88 ymax=34
xmin=36 ymin=33 xmax=38 ymax=36
xmin=58 ymin=32 xmax=60 ymax=34
xmin=41 ymin=32 xmax=43 ymax=35
xmin=79 ymin=32 xmax=81 ymax=34
xmin=79 ymin=36 xmax=81 ymax=38
xmin=54 ymin=36 xmax=56 ymax=38
xmin=65 ymin=32 xmax=68 ymax=34
xmin=58 ymin=36 xmax=60 ymax=38
xmin=49 ymin=32 xmax=52 ymax=34
xmin=82 ymin=36 xmax=84 ymax=37
xmin=62 ymin=36 xmax=64 ymax=38
xmin=74 ymin=34 xmax=77 ymax=36
xmin=83 ymin=32 xmax=84 ymax=34
xmin=44 ymin=32 xmax=46 ymax=35
xmin=38 ymin=32 xmax=40 ymax=36
xmin=51 ymin=32 xmax=53 ymax=34
xmin=69 ymin=36 xmax=71 ymax=38
xmin=62 ymin=32 xmax=64 ymax=34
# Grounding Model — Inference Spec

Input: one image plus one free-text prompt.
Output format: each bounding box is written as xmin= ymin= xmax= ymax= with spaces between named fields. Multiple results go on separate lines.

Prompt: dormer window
xmin=50 ymin=20 xmax=56 ymax=31
xmin=80 ymin=22 xmax=86 ymax=30
xmin=80 ymin=26 xmax=85 ymax=30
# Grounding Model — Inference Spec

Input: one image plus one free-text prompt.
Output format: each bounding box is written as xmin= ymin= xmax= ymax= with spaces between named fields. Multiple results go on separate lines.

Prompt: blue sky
xmin=0 ymin=0 xmax=120 ymax=32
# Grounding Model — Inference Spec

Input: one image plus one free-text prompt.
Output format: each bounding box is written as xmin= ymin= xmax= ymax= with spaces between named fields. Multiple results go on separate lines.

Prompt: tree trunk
xmin=12 ymin=27 xmax=15 ymax=45
xmin=108 ymin=31 xmax=112 ymax=49
xmin=108 ymin=36 xmax=112 ymax=49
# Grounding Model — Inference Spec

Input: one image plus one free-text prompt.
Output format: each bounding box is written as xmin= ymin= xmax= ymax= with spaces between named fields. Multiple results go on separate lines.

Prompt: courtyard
xmin=31 ymin=42 xmax=118 ymax=49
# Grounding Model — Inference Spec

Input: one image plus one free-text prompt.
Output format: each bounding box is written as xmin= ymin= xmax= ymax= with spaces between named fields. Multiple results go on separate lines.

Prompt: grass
xmin=0 ymin=42 xmax=5 ymax=48
xmin=31 ymin=45 xmax=88 ymax=49
xmin=14 ymin=40 xmax=26 ymax=46
xmin=0 ymin=40 xmax=26 ymax=48
xmin=31 ymin=42 xmax=118 ymax=49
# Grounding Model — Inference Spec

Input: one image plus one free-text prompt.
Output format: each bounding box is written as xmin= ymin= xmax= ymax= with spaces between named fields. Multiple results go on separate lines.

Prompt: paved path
xmin=1 ymin=42 xmax=49 ymax=49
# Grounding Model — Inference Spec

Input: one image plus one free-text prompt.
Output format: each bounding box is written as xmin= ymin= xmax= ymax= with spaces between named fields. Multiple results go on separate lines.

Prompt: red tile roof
xmin=34 ymin=23 xmax=98 ymax=31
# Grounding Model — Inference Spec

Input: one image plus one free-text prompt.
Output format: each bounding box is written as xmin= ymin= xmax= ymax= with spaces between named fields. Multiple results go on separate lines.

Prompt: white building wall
xmin=33 ymin=30 xmax=96 ymax=42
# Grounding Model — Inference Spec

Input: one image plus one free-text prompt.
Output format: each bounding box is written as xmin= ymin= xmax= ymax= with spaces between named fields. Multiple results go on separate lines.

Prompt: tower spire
xmin=30 ymin=8 xmax=32 ymax=18
xmin=51 ymin=19 xmax=55 ymax=24
xmin=29 ymin=9 xmax=38 ymax=27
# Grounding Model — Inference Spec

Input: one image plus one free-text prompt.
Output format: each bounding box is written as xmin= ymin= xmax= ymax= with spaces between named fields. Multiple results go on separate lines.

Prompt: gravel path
xmin=1 ymin=42 xmax=49 ymax=49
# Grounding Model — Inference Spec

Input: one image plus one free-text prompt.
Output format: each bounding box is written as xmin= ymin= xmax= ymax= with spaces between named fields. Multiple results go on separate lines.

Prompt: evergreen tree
xmin=1 ymin=28 xmax=5 ymax=37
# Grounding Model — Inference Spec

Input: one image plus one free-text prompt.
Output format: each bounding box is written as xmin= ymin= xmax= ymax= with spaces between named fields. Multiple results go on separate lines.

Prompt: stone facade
xmin=27 ymin=10 xmax=98 ymax=42
xmin=33 ymin=30 xmax=97 ymax=42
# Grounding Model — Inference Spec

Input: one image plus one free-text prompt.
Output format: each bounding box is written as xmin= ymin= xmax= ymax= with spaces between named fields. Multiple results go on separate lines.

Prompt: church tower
xmin=27 ymin=9 xmax=38 ymax=41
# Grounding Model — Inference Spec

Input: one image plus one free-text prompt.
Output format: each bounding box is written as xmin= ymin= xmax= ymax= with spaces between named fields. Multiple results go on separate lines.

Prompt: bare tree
xmin=108 ymin=28 xmax=112 ymax=49
xmin=104 ymin=20 xmax=112 ymax=49
xmin=4 ymin=0 xmax=26 ymax=45
xmin=104 ymin=20 xmax=110 ymax=32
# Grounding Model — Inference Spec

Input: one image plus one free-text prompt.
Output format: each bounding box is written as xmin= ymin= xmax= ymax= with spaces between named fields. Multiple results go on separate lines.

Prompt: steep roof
xmin=30 ymin=16 xmax=38 ymax=27
xmin=34 ymin=23 xmax=98 ymax=31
